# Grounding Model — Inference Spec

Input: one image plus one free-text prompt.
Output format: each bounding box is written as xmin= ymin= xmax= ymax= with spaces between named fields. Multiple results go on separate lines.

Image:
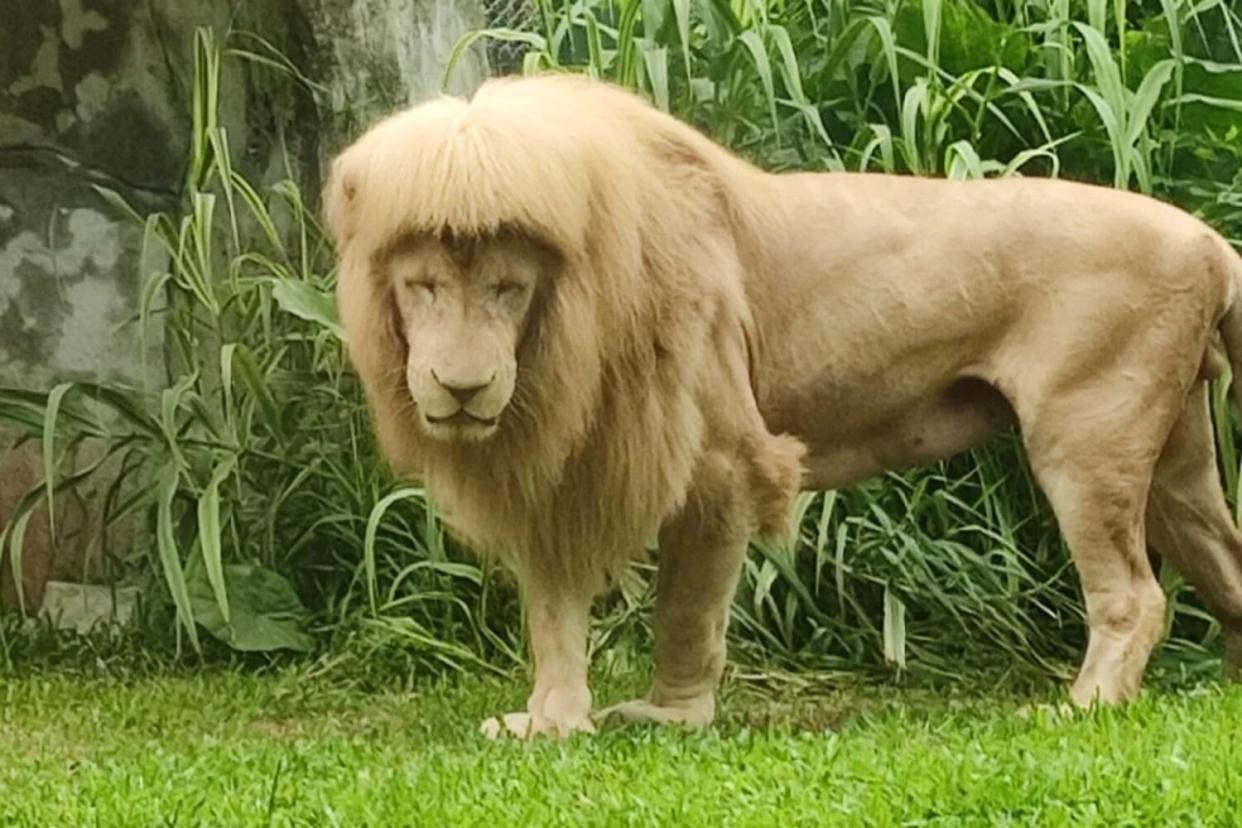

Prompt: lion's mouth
xmin=425 ymin=411 xmax=499 ymax=428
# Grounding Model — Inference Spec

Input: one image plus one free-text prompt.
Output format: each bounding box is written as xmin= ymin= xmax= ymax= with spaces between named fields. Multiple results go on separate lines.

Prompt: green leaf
xmin=41 ymin=382 xmax=75 ymax=540
xmin=641 ymin=0 xmax=666 ymax=39
xmin=187 ymin=562 xmax=313 ymax=652
xmin=1073 ymin=23 xmax=1126 ymax=128
xmin=900 ymin=80 xmax=930 ymax=174
xmin=767 ymin=24 xmax=805 ymax=103
xmin=883 ymin=586 xmax=907 ymax=669
xmin=1087 ymin=0 xmax=1107 ymax=38
xmin=946 ymin=139 xmax=985 ymax=179
xmin=364 ymin=487 xmax=424 ymax=615
xmin=923 ymin=0 xmax=943 ymax=67
xmin=90 ymin=185 xmax=145 ymax=225
xmin=1167 ymin=93 xmax=1242 ymax=112
xmin=1126 ymin=59 xmax=1177 ymax=146
xmin=580 ymin=10 xmax=605 ymax=77
xmin=2 ymin=510 xmax=33 ymax=615
xmin=222 ymin=172 xmax=284 ymax=256
xmin=230 ymin=345 xmax=283 ymax=442
xmin=737 ymin=30 xmax=779 ymax=140
xmin=209 ymin=126 xmax=240 ymax=247
xmin=75 ymin=383 xmax=160 ymax=436
xmin=444 ymin=28 xmax=549 ymax=89
xmin=671 ymin=0 xmax=691 ymax=89
xmin=864 ymin=16 xmax=903 ymax=115
xmin=616 ymin=0 xmax=644 ymax=86
xmin=159 ymin=374 xmax=198 ymax=471
xmin=197 ymin=454 xmax=237 ymax=625
xmin=819 ymin=18 xmax=869 ymax=87
xmin=156 ymin=462 xmax=200 ymax=652
xmin=1076 ymin=84 xmax=1126 ymax=186
xmin=269 ymin=279 xmax=346 ymax=342
xmin=640 ymin=42 xmax=670 ymax=111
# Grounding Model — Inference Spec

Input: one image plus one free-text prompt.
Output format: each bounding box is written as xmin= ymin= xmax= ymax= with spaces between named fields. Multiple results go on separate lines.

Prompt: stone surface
xmin=0 ymin=0 xmax=221 ymax=389
xmin=0 ymin=163 xmax=165 ymax=390
xmin=0 ymin=439 xmax=93 ymax=612
xmin=0 ymin=1 xmax=238 ymax=196
xmin=40 ymin=580 xmax=140 ymax=633
xmin=306 ymin=0 xmax=487 ymax=138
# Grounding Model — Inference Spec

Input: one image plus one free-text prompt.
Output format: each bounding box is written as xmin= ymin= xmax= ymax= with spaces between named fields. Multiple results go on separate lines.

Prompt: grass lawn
xmin=1 ymin=667 xmax=1239 ymax=827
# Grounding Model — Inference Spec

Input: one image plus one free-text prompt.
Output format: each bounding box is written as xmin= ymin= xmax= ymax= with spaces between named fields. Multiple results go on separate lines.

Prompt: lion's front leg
xmin=598 ymin=454 xmax=750 ymax=729
xmin=480 ymin=573 xmax=596 ymax=740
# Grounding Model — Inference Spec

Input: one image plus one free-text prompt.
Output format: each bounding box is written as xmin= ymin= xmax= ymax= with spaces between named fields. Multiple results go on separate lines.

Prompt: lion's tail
xmin=1218 ymin=240 xmax=1242 ymax=414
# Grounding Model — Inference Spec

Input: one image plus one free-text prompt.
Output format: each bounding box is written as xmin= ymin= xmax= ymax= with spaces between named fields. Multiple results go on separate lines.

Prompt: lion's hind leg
xmin=1146 ymin=381 xmax=1242 ymax=679
xmin=1020 ymin=385 xmax=1182 ymax=707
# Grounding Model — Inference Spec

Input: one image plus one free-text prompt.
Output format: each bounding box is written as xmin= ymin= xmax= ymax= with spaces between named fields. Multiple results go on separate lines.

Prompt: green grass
xmin=3 ymin=667 xmax=1239 ymax=826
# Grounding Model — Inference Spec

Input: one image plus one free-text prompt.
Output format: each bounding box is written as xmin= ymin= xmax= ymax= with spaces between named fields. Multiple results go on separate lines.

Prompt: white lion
xmin=327 ymin=75 xmax=1242 ymax=737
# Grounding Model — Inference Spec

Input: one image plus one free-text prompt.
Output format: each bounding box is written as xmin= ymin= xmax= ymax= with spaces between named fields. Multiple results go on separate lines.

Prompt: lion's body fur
xmin=328 ymin=75 xmax=1242 ymax=735
xmin=741 ymin=172 xmax=1241 ymax=487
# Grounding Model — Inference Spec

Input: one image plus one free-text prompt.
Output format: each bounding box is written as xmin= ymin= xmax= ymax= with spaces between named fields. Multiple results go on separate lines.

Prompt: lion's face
xmin=386 ymin=234 xmax=543 ymax=442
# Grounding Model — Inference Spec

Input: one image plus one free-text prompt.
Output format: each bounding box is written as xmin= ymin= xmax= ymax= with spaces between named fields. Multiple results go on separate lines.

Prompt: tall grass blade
xmin=197 ymin=455 xmax=237 ymax=625
xmin=737 ymin=30 xmax=780 ymax=140
xmin=40 ymin=382 xmax=74 ymax=539
xmin=363 ymin=487 xmax=424 ymax=615
xmin=1126 ymin=59 xmax=1177 ymax=147
xmin=2 ymin=511 xmax=32 ymax=616
xmin=156 ymin=462 xmax=200 ymax=652
xmin=883 ymin=586 xmax=907 ymax=670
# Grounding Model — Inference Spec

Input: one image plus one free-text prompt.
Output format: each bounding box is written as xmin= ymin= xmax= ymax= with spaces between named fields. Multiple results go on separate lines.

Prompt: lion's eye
xmin=494 ymin=281 xmax=526 ymax=300
xmin=404 ymin=278 xmax=437 ymax=299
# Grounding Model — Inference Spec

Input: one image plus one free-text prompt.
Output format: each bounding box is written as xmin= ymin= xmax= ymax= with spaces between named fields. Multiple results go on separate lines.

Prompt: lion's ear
xmin=323 ymin=153 xmax=359 ymax=249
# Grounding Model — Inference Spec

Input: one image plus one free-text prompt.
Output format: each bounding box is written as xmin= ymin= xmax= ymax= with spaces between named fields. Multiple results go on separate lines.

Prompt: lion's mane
xmin=325 ymin=76 xmax=803 ymax=589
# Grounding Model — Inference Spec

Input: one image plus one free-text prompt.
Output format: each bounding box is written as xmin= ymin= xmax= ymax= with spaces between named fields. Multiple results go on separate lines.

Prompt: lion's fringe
xmin=324 ymin=75 xmax=770 ymax=256
xmin=326 ymin=74 xmax=805 ymax=587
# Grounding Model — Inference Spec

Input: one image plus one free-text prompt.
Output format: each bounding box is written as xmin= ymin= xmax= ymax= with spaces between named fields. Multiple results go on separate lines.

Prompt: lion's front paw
xmin=479 ymin=711 xmax=596 ymax=740
xmin=480 ymin=682 xmax=595 ymax=740
xmin=479 ymin=712 xmax=533 ymax=740
xmin=594 ymin=695 xmax=715 ymax=729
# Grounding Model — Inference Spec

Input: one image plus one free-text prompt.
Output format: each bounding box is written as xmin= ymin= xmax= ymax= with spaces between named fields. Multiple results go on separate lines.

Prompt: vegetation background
xmin=2 ymin=0 xmax=1241 ymax=692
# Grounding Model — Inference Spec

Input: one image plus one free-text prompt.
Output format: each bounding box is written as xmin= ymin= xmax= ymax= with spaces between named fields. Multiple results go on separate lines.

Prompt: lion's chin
xmin=421 ymin=411 xmax=501 ymax=443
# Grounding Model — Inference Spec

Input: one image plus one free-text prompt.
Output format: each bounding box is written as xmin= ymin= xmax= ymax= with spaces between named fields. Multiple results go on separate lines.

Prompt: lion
xmin=326 ymin=74 xmax=1242 ymax=738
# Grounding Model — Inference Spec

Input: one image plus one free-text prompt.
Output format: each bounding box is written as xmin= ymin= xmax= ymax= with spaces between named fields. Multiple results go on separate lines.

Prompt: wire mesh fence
xmin=482 ymin=0 xmax=537 ymax=74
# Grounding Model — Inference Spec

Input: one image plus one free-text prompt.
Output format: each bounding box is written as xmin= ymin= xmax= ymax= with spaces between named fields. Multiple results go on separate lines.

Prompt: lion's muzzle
xmin=409 ymin=361 xmax=514 ymax=442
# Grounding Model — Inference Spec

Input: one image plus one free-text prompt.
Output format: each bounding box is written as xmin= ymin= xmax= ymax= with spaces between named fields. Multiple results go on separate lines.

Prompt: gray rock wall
xmin=0 ymin=1 xmax=235 ymax=388
xmin=1 ymin=0 xmax=486 ymax=392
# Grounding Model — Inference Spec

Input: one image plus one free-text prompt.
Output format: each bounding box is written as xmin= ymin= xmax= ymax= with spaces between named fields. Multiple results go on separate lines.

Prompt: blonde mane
xmin=326 ymin=75 xmax=800 ymax=590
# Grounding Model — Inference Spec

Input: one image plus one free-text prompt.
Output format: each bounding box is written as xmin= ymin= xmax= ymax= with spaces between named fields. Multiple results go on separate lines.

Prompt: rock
xmin=40 ymin=580 xmax=140 ymax=633
xmin=0 ymin=438 xmax=93 ymax=613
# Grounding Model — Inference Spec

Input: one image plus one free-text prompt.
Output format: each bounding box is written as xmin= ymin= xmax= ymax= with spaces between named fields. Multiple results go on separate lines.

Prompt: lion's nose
xmin=433 ymin=371 xmax=492 ymax=405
